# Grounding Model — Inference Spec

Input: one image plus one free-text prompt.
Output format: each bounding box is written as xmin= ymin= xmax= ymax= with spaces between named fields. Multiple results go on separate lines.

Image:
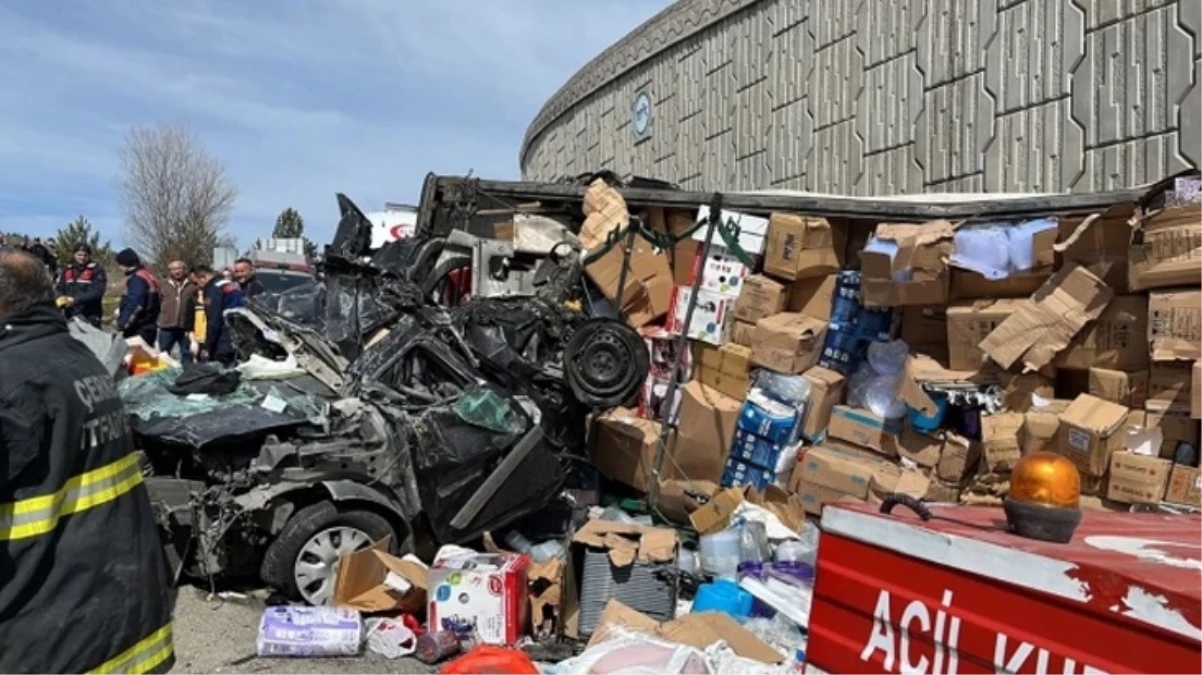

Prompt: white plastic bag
xmin=558 ymin=634 xmax=713 ymax=674
xmin=363 ymin=617 xmax=416 ymax=659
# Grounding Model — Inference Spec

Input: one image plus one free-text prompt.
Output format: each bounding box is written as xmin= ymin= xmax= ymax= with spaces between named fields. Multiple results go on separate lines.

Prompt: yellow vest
xmin=193 ymin=289 xmax=207 ymax=343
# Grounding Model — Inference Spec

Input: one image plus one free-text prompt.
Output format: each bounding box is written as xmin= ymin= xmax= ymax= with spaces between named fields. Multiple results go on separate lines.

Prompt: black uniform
xmin=0 ymin=304 xmax=175 ymax=674
xmin=56 ymin=261 xmax=108 ymax=327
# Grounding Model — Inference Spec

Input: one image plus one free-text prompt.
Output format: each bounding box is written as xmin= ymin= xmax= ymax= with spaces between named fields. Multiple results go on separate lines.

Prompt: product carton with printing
xmin=945 ymin=299 xmax=1027 ymax=370
xmin=1165 ymin=464 xmax=1202 ymax=507
xmin=669 ymin=381 xmax=741 ymax=484
xmin=764 ymin=213 xmax=844 ymax=280
xmin=588 ymin=408 xmax=662 ymax=493
xmin=1106 ymin=452 xmax=1172 ymax=505
xmin=827 ymin=405 xmax=901 ymax=456
xmin=859 ymin=220 xmax=955 ymax=307
xmin=787 ymin=274 xmax=837 ymax=320
xmin=750 ymin=312 xmax=828 ymax=374
xmin=667 ymin=286 xmax=735 ymax=346
xmin=428 ymin=551 xmax=529 ymax=645
xmin=979 ymin=263 xmax=1114 ymax=372
xmin=1128 ymin=204 xmax=1202 ymax=292
xmin=1057 ymin=204 xmax=1135 ymax=292
xmin=1146 ymin=362 xmax=1194 ymax=414
xmin=1057 ymin=394 xmax=1130 ymax=477
xmin=800 ymin=366 xmax=846 ymax=441
xmin=980 ymin=412 xmax=1025 ymax=473
xmin=694 ymin=206 xmax=769 ymax=255
xmin=1148 ymin=289 xmax=1202 ymax=362
xmin=733 ymin=274 xmax=791 ymax=323
xmin=1057 ymin=295 xmax=1149 ymax=370
xmin=690 ymin=244 xmax=752 ymax=297
xmin=1088 ymin=368 xmax=1148 ymax=409
xmin=694 ymin=342 xmax=753 ymax=400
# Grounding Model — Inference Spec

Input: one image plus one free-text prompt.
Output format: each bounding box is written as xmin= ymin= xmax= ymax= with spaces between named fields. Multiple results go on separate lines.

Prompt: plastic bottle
xmin=699 ymin=529 xmax=741 ymax=578
xmin=415 ymin=631 xmax=461 ymax=664
xmin=528 ymin=540 xmax=565 ymax=563
xmin=739 ymin=522 xmax=771 ymax=563
xmin=504 ymin=531 xmax=533 ymax=555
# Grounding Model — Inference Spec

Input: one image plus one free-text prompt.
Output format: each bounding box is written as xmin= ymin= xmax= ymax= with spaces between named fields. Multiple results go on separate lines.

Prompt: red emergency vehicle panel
xmin=807 ymin=503 xmax=1201 ymax=674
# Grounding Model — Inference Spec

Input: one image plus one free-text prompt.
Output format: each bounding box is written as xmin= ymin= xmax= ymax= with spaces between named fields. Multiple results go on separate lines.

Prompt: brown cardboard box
xmin=1165 ymin=463 xmax=1202 ymax=507
xmin=873 ymin=466 xmax=933 ymax=501
xmin=946 ymin=299 xmax=1027 ymax=370
xmin=1080 ymin=495 xmax=1132 ymax=512
xmin=1089 ymin=368 xmax=1149 ymax=408
xmin=800 ymin=366 xmax=846 ymax=441
xmin=1000 ymin=371 xmax=1057 ymax=412
xmin=1147 ymin=363 xmax=1194 ymax=414
xmin=694 ymin=343 xmax=753 ymax=400
xmin=734 ymin=275 xmax=791 ymax=323
xmin=670 ymin=381 xmax=741 ymax=484
xmin=981 ymin=413 xmax=1025 ymax=473
xmin=750 ymin=313 xmax=827 ymax=374
xmin=980 ymin=263 xmax=1115 ymax=372
xmin=729 ymin=320 xmax=756 ymax=347
xmin=1058 ymin=205 xmax=1135 ymax=292
xmin=897 ymin=428 xmax=943 ymax=469
xmin=1022 ymin=399 xmax=1072 ymax=453
xmin=1149 ymin=289 xmax=1202 ymax=362
xmin=790 ymin=445 xmax=898 ymax=499
xmin=588 ymin=600 xmax=782 ymax=664
xmin=1057 ymin=295 xmax=1149 ymax=370
xmin=1194 ymin=361 xmax=1202 ymax=419
xmin=333 ymin=538 xmax=428 ymax=614
xmin=764 ymin=213 xmax=843 ymax=280
xmin=950 ymin=268 xmax=1053 ymax=300
xmin=648 ymin=207 xmax=700 ymax=287
xmin=588 ymin=408 xmax=662 ymax=492
xmin=573 ymin=519 xmax=677 ymax=568
xmin=787 ymin=274 xmax=837 ymax=320
xmin=1107 ymin=452 xmax=1172 ymax=505
xmin=827 ymin=405 xmax=901 ymax=456
xmin=902 ymin=306 xmax=949 ymax=362
xmin=1057 ymin=394 xmax=1131 ymax=477
xmin=860 ymin=220 xmax=955 ymax=307
xmin=1128 ymin=204 xmax=1202 ymax=292
xmin=937 ymin=433 xmax=979 ymax=484
xmin=792 ymin=480 xmax=864 ymax=516
xmin=688 ymin=487 xmax=746 ymax=534
xmin=1145 ymin=411 xmax=1201 ymax=459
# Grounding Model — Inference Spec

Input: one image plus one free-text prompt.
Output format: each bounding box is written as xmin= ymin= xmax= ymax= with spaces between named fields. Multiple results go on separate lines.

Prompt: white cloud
xmin=0 ymin=0 xmax=671 ymax=249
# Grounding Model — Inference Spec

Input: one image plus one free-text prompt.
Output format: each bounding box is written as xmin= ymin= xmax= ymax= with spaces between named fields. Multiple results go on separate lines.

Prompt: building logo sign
xmin=633 ymin=90 xmax=652 ymax=141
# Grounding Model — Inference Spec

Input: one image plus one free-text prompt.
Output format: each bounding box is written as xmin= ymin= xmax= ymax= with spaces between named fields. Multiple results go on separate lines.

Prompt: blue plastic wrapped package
xmin=737 ymin=389 xmax=801 ymax=444
xmin=721 ymin=460 xmax=775 ymax=491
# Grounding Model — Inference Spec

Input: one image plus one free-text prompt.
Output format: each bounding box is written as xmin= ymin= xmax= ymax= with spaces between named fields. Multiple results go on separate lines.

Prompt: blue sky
xmin=0 ymin=0 xmax=671 ymax=249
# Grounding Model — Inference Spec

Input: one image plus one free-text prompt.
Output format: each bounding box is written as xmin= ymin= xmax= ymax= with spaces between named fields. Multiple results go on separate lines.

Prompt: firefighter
xmin=0 ymin=247 xmax=175 ymax=674
xmin=191 ymin=263 xmax=245 ymax=365
xmin=55 ymin=243 xmax=107 ymax=327
xmin=115 ymin=248 xmax=161 ymax=345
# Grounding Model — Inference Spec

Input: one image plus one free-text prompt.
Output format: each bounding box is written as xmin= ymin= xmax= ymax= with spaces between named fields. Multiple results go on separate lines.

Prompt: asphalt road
xmin=172 ymin=585 xmax=435 ymax=674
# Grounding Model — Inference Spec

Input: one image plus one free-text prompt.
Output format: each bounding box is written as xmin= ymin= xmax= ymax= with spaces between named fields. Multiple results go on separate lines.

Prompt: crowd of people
xmin=53 ymin=244 xmax=265 ymax=366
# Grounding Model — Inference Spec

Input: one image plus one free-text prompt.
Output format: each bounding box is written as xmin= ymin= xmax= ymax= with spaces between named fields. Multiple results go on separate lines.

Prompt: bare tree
xmin=118 ymin=122 xmax=237 ymax=269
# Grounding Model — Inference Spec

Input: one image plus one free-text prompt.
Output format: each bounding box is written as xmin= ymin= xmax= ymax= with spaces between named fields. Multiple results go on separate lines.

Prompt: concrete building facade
xmin=521 ymin=0 xmax=1200 ymax=196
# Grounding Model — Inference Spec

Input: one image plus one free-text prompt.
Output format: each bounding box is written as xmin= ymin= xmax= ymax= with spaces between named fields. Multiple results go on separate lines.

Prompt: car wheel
xmin=260 ymin=501 xmax=400 ymax=606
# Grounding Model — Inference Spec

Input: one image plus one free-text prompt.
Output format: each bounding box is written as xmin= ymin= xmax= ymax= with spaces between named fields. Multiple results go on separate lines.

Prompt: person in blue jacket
xmin=115 ymin=248 xmax=161 ymax=344
xmin=191 ymin=263 xmax=245 ymax=365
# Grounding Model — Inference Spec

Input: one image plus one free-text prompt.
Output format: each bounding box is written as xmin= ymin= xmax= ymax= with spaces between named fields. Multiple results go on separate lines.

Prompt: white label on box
xmin=1195 ymin=475 xmax=1201 ymax=490
xmin=383 ymin=571 xmax=412 ymax=593
xmin=1068 ymin=428 xmax=1091 ymax=452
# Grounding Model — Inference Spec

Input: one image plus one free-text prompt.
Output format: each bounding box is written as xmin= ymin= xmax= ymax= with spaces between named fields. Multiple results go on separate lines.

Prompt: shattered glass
xmin=455 ymin=386 xmax=526 ymax=435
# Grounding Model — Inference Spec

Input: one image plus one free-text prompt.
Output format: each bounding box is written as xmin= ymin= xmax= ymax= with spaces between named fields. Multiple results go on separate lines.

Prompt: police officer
xmin=191 ymin=263 xmax=245 ymax=365
xmin=115 ymin=248 xmax=161 ymax=344
xmin=55 ymin=243 xmax=107 ymax=327
xmin=0 ymin=248 xmax=175 ymax=673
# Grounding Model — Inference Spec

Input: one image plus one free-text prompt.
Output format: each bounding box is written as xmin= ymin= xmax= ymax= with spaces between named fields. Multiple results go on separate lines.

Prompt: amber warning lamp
xmin=1003 ymin=451 xmax=1083 ymax=544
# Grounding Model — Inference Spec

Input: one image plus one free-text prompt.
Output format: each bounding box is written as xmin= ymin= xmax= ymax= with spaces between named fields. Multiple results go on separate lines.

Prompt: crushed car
xmin=124 ymin=188 xmax=649 ymax=605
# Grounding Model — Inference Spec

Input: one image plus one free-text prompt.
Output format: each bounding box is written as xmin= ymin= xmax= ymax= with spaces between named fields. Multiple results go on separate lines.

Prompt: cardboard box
xmin=902 ymin=306 xmax=950 ymax=362
xmin=1147 ymin=363 xmax=1193 ymax=414
xmin=687 ymin=485 xmax=804 ymax=535
xmin=979 ymin=263 xmax=1115 ymax=372
xmin=694 ymin=206 xmax=769 ymax=255
xmin=334 ymin=538 xmax=428 ymax=614
xmin=734 ymin=275 xmax=791 ymax=323
xmin=648 ymin=207 xmax=700 ymax=287
xmin=1088 ymin=368 xmax=1149 ymax=408
xmin=428 ymin=552 xmax=528 ymax=645
xmin=1149 ymin=289 xmax=1202 ymax=362
xmin=896 ymin=428 xmax=943 ymax=469
xmin=788 ymin=274 xmax=837 ymax=320
xmin=1058 ymin=205 xmax=1135 ymax=292
xmin=588 ymin=600 xmax=782 ymax=665
xmin=936 ymin=433 xmax=979 ymax=484
xmin=827 ymin=405 xmax=901 ymax=456
xmin=1107 ymin=452 xmax=1172 ymax=505
xmin=860 ymin=220 xmax=955 ymax=307
xmin=694 ymin=342 xmax=752 ymax=400
xmin=800 ymin=366 xmax=846 ymax=441
xmin=924 ymin=477 xmax=963 ymax=503
xmin=946 ymin=299 xmax=1027 ymax=370
xmin=791 ymin=445 xmax=898 ymax=501
xmin=729 ymin=320 xmax=756 ymax=347
xmin=667 ymin=286 xmax=734 ymax=345
xmin=750 ymin=312 xmax=827 ymax=374
xmin=1022 ymin=400 xmax=1072 ymax=453
xmin=1057 ymin=295 xmax=1149 ymax=370
xmin=1165 ymin=463 xmax=1202 ymax=507
xmin=572 ymin=519 xmax=677 ymax=568
xmin=1194 ymin=361 xmax=1201 ymax=419
xmin=1128 ymin=204 xmax=1202 ymax=292
xmin=1000 ymin=371 xmax=1057 ymax=412
xmin=981 ymin=412 xmax=1025 ymax=473
xmin=1057 ymin=394 xmax=1130 ymax=477
xmin=764 ymin=213 xmax=844 ymax=280
xmin=670 ymin=381 xmax=741 ymax=484
xmin=1145 ymin=411 xmax=1201 ymax=459
xmin=950 ymin=268 xmax=1052 ymax=300
xmin=690 ymin=244 xmax=752 ymax=297
xmin=588 ymin=408 xmax=662 ymax=492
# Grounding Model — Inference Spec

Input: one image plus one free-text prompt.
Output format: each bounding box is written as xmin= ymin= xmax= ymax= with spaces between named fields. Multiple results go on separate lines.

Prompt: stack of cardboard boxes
xmin=585 ymin=176 xmax=1202 ymax=517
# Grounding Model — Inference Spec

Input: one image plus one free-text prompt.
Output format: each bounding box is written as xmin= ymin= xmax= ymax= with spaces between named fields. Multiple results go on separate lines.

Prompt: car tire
xmin=260 ymin=500 xmax=405 ymax=605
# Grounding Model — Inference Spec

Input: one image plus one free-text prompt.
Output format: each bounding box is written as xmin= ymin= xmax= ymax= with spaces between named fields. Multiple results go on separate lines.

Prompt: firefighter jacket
xmin=0 ymin=303 xmax=175 ymax=674
xmin=55 ymin=261 xmax=107 ymax=325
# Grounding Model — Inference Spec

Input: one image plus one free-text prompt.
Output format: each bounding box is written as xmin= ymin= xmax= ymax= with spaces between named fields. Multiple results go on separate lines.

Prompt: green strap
xmin=582 ymin=216 xmax=755 ymax=267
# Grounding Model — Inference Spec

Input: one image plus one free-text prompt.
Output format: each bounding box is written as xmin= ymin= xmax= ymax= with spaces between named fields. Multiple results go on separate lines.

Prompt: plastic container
xmin=529 ymin=540 xmax=564 ymax=563
xmin=504 ymin=531 xmax=533 ymax=555
xmin=699 ymin=529 xmax=742 ymax=578
xmin=677 ymin=546 xmax=698 ymax=574
xmin=692 ymin=579 xmax=754 ymax=621
xmin=907 ymin=395 xmax=949 ymax=433
xmin=739 ymin=522 xmax=771 ymax=563
xmin=416 ymin=630 xmax=462 ymax=664
xmin=866 ymin=340 xmax=908 ymax=375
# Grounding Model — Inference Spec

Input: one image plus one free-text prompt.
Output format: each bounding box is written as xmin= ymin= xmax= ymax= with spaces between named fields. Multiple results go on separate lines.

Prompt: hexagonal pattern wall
xmin=521 ymin=0 xmax=1200 ymax=195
